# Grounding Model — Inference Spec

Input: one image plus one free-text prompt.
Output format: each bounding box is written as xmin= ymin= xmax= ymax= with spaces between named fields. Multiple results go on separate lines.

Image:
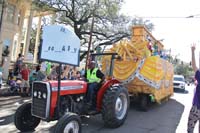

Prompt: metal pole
xmin=85 ymin=16 xmax=95 ymax=70
xmin=85 ymin=0 xmax=99 ymax=70
xmin=56 ymin=63 xmax=62 ymax=118
xmin=109 ymin=55 xmax=115 ymax=77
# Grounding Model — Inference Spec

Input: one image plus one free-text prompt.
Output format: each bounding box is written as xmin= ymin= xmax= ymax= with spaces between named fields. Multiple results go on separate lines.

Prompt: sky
xmin=121 ymin=0 xmax=200 ymax=63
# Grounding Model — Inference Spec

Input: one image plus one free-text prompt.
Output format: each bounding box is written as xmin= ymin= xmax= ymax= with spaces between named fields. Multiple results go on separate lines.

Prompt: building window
xmin=6 ymin=4 xmax=15 ymax=23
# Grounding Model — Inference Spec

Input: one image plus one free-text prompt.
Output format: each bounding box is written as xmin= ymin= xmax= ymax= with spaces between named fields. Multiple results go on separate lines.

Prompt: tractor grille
xmin=32 ymin=82 xmax=49 ymax=119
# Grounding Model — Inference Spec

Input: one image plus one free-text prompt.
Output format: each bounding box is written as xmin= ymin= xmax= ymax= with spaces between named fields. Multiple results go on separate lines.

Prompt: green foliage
xmin=29 ymin=27 xmax=37 ymax=54
xmin=174 ymin=63 xmax=194 ymax=79
xmin=168 ymin=54 xmax=194 ymax=79
xmin=35 ymin=0 xmax=154 ymax=60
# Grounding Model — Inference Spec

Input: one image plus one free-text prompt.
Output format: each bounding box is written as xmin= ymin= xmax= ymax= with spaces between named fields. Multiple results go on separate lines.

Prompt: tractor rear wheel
xmin=55 ymin=113 xmax=81 ymax=133
xmin=14 ymin=102 xmax=40 ymax=132
xmin=102 ymin=85 xmax=129 ymax=128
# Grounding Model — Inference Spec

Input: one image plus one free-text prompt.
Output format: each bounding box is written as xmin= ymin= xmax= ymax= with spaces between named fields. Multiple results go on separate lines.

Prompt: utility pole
xmin=85 ymin=15 xmax=95 ymax=70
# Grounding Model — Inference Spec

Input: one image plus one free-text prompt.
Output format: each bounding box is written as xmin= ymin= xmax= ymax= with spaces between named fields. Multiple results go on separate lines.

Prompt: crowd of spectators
xmin=8 ymin=54 xmax=85 ymax=96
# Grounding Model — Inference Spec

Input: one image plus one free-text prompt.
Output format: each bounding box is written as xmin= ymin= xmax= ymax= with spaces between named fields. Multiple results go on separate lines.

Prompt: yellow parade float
xmin=101 ymin=26 xmax=174 ymax=111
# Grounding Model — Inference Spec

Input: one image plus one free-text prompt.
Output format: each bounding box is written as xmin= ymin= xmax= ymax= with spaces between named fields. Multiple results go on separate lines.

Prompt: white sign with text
xmin=41 ymin=25 xmax=80 ymax=65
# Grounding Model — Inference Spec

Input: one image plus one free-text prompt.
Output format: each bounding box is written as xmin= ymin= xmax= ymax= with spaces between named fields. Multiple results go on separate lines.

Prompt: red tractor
xmin=14 ymin=53 xmax=130 ymax=133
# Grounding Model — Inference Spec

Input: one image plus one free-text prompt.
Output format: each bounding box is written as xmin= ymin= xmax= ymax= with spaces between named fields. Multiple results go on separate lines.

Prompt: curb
xmin=0 ymin=82 xmax=11 ymax=96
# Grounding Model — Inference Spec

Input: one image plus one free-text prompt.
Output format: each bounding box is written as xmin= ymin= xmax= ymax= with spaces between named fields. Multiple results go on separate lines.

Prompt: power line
xmin=135 ymin=16 xmax=200 ymax=19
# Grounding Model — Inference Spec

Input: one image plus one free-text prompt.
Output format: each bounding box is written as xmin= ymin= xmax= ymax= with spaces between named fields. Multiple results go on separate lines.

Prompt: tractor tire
xmin=14 ymin=102 xmax=40 ymax=132
xmin=102 ymin=85 xmax=129 ymax=128
xmin=54 ymin=113 xmax=81 ymax=133
xmin=139 ymin=94 xmax=149 ymax=112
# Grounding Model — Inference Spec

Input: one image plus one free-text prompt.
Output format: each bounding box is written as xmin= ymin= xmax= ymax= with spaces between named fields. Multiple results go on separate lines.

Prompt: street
xmin=0 ymin=85 xmax=197 ymax=133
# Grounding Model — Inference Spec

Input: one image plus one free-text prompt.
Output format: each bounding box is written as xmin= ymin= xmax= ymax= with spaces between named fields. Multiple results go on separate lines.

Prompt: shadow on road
xmin=0 ymin=114 xmax=14 ymax=126
xmin=0 ymin=96 xmax=30 ymax=108
xmin=0 ymin=97 xmax=184 ymax=133
xmin=174 ymin=89 xmax=189 ymax=94
xmin=0 ymin=89 xmax=20 ymax=97
xmin=128 ymin=98 xmax=185 ymax=133
xmin=64 ymin=98 xmax=185 ymax=133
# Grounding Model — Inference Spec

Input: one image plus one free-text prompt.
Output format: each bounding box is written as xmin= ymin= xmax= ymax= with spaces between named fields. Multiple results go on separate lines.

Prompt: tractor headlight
xmin=42 ymin=93 xmax=47 ymax=99
xmin=80 ymin=96 xmax=84 ymax=100
xmin=77 ymin=98 xmax=80 ymax=102
xmin=33 ymin=91 xmax=37 ymax=97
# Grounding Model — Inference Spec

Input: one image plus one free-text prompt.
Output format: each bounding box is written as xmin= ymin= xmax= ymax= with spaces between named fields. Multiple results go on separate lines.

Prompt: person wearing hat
xmin=85 ymin=60 xmax=105 ymax=109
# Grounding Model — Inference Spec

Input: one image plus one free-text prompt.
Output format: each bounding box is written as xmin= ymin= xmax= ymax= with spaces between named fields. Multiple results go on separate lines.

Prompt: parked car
xmin=173 ymin=75 xmax=186 ymax=91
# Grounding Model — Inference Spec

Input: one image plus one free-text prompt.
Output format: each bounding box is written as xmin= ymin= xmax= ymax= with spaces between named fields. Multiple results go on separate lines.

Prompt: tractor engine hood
xmin=49 ymin=80 xmax=87 ymax=95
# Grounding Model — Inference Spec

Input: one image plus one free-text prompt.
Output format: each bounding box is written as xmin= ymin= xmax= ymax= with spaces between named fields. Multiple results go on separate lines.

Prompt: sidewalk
xmin=0 ymin=80 xmax=11 ymax=96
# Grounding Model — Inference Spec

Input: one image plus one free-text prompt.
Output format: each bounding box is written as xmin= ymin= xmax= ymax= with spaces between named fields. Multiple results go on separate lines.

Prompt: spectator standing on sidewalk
xmin=80 ymin=68 xmax=85 ymax=77
xmin=46 ymin=62 xmax=52 ymax=75
xmin=20 ymin=64 xmax=30 ymax=96
xmin=35 ymin=65 xmax=46 ymax=81
xmin=75 ymin=71 xmax=82 ymax=80
xmin=61 ymin=65 xmax=69 ymax=80
xmin=29 ymin=65 xmax=37 ymax=86
xmin=14 ymin=54 xmax=24 ymax=75
xmin=187 ymin=44 xmax=200 ymax=133
xmin=72 ymin=66 xmax=77 ymax=80
xmin=48 ymin=65 xmax=58 ymax=80
xmin=68 ymin=67 xmax=74 ymax=80
xmin=41 ymin=61 xmax=47 ymax=74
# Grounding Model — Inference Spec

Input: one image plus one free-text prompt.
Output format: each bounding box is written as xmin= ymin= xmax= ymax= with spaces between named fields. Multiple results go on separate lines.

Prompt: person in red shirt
xmin=20 ymin=64 xmax=30 ymax=96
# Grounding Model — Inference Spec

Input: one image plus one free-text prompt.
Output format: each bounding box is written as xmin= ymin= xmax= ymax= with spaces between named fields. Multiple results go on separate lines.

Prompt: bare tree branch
xmin=35 ymin=0 xmax=154 ymax=61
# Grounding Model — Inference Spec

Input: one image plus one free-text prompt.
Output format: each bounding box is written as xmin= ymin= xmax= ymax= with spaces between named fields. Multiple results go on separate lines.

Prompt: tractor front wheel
xmin=14 ymin=102 xmax=40 ymax=132
xmin=102 ymin=85 xmax=129 ymax=128
xmin=54 ymin=113 xmax=81 ymax=133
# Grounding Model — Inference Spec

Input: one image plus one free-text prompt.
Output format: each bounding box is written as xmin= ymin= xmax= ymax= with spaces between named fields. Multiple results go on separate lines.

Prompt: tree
xmin=29 ymin=16 xmax=50 ymax=54
xmin=34 ymin=0 xmax=154 ymax=60
xmin=174 ymin=62 xmax=194 ymax=80
xmin=168 ymin=55 xmax=194 ymax=80
xmin=29 ymin=27 xmax=37 ymax=54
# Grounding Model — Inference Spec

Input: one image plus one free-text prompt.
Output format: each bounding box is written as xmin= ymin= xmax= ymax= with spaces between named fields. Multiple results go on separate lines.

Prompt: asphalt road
xmin=0 ymin=85 xmax=196 ymax=133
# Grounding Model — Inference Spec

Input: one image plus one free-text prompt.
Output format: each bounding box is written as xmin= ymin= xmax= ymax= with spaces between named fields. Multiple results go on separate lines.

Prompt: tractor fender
xmin=96 ymin=79 xmax=120 ymax=111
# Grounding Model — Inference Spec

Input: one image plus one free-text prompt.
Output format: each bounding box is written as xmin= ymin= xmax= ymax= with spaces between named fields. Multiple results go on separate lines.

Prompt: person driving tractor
xmin=84 ymin=60 xmax=105 ymax=109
